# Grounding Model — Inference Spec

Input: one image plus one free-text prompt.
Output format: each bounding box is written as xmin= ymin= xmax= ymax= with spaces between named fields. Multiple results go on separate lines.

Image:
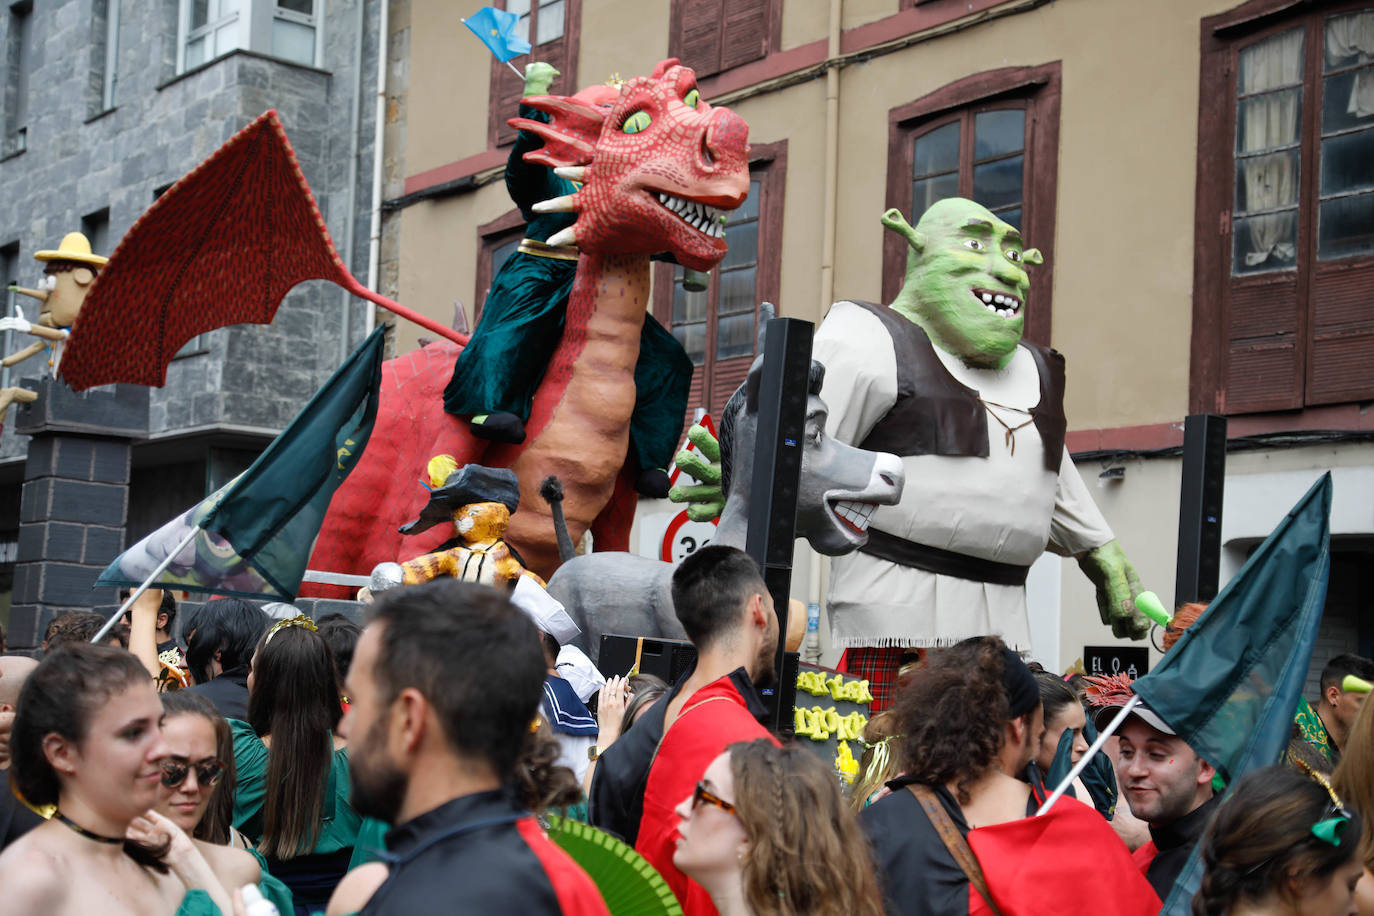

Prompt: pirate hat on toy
xmin=35 ymin=232 xmax=109 ymax=268
xmin=399 ymin=464 xmax=521 ymax=535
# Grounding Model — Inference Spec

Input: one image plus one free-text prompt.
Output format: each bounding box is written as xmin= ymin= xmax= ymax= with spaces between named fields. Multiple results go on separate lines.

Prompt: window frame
xmin=487 ymin=0 xmax=581 ymax=149
xmin=176 ymin=0 xmax=324 ymax=74
xmin=475 ymin=208 xmax=527 ymax=326
xmin=667 ymin=0 xmax=782 ymax=81
xmin=651 ymin=140 xmax=787 ymax=424
xmin=1191 ymin=0 xmax=1374 ymax=414
xmin=882 ymin=63 xmax=1062 ymax=347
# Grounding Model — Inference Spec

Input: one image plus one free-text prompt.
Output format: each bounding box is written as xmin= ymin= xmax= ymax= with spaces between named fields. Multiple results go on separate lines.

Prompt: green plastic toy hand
xmin=523 ymin=61 xmax=560 ymax=97
xmin=668 ymin=424 xmax=724 ymax=521
xmin=1077 ymin=539 xmax=1150 ymax=640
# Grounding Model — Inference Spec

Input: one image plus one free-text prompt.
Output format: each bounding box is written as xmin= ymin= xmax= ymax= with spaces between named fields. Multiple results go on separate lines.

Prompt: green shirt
xmin=228 ymin=718 xmax=363 ymax=856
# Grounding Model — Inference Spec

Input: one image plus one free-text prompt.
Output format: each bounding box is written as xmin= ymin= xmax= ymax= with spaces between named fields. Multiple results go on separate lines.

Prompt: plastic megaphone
xmin=1134 ymin=591 xmax=1171 ymax=628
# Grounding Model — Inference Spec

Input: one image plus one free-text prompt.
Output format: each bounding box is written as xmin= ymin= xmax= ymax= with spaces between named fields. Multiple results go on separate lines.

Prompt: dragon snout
xmin=702 ymin=108 xmax=750 ymax=174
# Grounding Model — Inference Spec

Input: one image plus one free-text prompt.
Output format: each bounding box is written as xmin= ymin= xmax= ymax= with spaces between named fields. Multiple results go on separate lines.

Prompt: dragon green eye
xmin=622 ymin=110 xmax=652 ymax=134
xmin=684 ymin=89 xmax=700 ymax=108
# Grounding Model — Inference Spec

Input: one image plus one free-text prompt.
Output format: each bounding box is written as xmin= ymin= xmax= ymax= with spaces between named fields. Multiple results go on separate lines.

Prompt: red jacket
xmin=634 ymin=669 xmax=776 ymax=915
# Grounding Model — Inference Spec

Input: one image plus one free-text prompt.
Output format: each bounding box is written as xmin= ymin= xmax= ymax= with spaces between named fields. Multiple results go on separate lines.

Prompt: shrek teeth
xmin=972 ymin=288 xmax=1021 ymax=318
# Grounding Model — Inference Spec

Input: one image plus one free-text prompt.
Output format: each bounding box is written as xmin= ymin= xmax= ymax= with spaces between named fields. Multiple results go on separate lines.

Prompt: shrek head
xmin=884 ymin=198 xmax=1043 ymax=370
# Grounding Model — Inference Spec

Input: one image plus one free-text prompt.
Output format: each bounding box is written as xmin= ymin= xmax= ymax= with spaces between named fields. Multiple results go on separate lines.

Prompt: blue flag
xmin=1132 ymin=473 xmax=1332 ymax=914
xmin=463 ymin=6 xmax=531 ymax=62
xmin=97 ymin=327 xmax=386 ymax=600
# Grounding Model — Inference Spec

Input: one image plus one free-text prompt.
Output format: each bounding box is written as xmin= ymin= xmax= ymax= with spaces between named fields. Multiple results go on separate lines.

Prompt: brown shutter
xmin=489 ymin=59 xmax=527 ymax=148
xmin=1221 ymin=275 xmax=1303 ymax=413
xmin=672 ymin=0 xmax=724 ymax=76
xmin=1306 ymin=259 xmax=1374 ymax=404
xmin=708 ymin=354 xmax=753 ymax=419
xmin=720 ymin=0 xmax=769 ymax=72
xmin=489 ymin=3 xmax=578 ymax=147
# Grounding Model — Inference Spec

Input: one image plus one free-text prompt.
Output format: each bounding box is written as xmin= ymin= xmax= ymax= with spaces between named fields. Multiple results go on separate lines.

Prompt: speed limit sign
xmin=660 ymin=509 xmax=720 ymax=564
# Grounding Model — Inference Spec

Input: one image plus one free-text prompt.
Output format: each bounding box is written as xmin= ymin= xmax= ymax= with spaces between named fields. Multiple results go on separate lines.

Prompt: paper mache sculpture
xmin=309 ymin=57 xmax=753 ymax=586
xmin=543 ymin=315 xmax=905 ymax=662
xmin=443 ymin=63 xmax=693 ymax=501
xmin=811 ymin=198 xmax=1148 ymax=699
xmin=0 ymin=232 xmax=108 ymax=423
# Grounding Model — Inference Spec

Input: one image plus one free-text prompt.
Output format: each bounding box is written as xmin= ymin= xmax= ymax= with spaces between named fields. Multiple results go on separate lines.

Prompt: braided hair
xmin=1193 ymin=765 xmax=1362 ymax=916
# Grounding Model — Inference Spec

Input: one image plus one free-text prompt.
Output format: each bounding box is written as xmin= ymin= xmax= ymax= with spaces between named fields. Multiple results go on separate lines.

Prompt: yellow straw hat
xmin=34 ymin=232 xmax=109 ymax=268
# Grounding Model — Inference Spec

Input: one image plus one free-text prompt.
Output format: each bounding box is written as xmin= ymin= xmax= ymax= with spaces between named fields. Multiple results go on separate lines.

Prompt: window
xmin=668 ymin=0 xmax=779 ymax=79
xmin=653 ymin=142 xmax=786 ymax=424
xmin=474 ymin=209 xmax=526 ymax=325
xmin=177 ymin=0 xmax=320 ymax=73
xmin=1193 ymin=2 xmax=1374 ymax=414
xmin=80 ymin=208 xmax=110 ymax=261
xmin=0 ymin=241 xmax=17 ymax=289
xmin=4 ymin=1 xmax=30 ymax=155
xmin=488 ymin=0 xmax=579 ymax=147
xmin=883 ymin=64 xmax=1062 ymax=346
xmin=91 ymin=0 xmax=120 ymax=113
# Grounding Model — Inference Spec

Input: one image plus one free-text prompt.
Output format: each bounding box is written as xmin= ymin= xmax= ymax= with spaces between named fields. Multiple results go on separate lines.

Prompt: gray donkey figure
xmin=543 ymin=320 xmax=905 ymax=663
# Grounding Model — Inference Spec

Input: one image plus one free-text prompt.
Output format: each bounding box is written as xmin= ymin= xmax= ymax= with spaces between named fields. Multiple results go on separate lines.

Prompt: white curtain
xmin=1326 ymin=10 xmax=1374 ymax=118
xmin=1238 ymin=29 xmax=1303 ymax=267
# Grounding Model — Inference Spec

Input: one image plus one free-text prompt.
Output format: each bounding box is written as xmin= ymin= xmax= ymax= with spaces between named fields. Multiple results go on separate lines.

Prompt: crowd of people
xmin=0 ymin=545 xmax=1369 ymax=915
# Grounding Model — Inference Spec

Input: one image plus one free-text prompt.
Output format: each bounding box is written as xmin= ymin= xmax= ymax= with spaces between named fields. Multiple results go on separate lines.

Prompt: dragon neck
xmin=567 ymin=250 xmax=651 ymax=334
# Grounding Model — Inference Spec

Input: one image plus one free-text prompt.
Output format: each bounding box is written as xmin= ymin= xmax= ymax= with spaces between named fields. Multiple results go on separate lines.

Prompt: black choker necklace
xmin=54 ymin=811 xmax=124 ymax=845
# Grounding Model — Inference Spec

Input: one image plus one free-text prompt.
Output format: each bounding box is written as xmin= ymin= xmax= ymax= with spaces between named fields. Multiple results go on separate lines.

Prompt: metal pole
xmin=1 ymin=286 xmax=15 ymax=389
xmin=1036 ymin=694 xmax=1141 ymax=816
xmin=89 ymin=525 xmax=201 ymax=645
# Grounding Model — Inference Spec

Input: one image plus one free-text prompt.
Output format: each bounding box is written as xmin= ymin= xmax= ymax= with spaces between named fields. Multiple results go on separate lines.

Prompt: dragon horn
xmin=554 ymin=166 xmax=587 ymax=182
xmin=546 ymin=225 xmax=579 ymax=248
xmin=532 ymin=194 xmax=579 ymax=214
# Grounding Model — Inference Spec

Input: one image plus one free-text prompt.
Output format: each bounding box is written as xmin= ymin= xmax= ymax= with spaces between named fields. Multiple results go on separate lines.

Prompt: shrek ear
xmin=1022 ymin=247 xmax=1043 ymax=266
xmin=881 ymin=208 xmax=925 ymax=253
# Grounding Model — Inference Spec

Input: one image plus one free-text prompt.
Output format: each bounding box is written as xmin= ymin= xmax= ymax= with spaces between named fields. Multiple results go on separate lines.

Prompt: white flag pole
xmin=1036 ymin=694 xmax=1141 ymax=816
xmin=90 ymin=525 xmax=202 ymax=646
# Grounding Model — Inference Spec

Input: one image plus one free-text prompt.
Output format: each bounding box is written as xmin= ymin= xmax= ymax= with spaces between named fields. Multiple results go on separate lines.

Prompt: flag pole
xmin=1036 ymin=694 xmax=1141 ymax=816
xmin=90 ymin=525 xmax=203 ymax=645
xmin=505 ymin=60 xmax=524 ymax=78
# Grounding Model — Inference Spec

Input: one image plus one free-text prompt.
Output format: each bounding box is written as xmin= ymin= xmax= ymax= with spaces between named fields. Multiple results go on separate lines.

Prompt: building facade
xmin=388 ymin=0 xmax=1374 ymax=681
xmin=0 ymin=0 xmax=386 ymax=644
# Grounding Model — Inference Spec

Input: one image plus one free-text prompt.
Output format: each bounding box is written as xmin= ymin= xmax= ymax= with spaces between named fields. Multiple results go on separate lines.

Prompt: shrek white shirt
xmin=814 ymin=299 xmax=1114 ymax=650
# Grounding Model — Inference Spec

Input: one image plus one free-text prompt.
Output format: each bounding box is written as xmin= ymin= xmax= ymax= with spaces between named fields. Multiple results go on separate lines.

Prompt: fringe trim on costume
xmin=830 ymin=635 xmax=1035 ymax=651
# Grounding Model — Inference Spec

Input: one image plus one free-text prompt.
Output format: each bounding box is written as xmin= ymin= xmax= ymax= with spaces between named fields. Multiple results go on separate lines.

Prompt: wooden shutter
xmin=1221 ymin=275 xmax=1304 ymax=413
xmin=1306 ymin=259 xmax=1374 ymax=404
xmin=670 ymin=0 xmax=768 ymax=79
xmin=720 ymin=0 xmax=769 ymax=73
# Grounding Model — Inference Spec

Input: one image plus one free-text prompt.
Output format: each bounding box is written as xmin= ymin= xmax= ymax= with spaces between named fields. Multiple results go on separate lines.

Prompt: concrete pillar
xmin=7 ymin=378 xmax=147 ymax=649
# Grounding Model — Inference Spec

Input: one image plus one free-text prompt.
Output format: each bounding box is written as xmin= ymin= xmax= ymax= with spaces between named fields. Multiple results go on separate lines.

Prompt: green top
xmin=246 ymin=846 xmax=296 ymax=915
xmin=173 ymin=890 xmax=219 ymax=916
xmin=229 ymin=718 xmax=363 ymax=856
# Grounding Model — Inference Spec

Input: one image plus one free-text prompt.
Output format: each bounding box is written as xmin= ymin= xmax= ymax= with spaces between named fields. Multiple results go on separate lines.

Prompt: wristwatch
xmin=587 ymin=745 xmax=603 ymax=761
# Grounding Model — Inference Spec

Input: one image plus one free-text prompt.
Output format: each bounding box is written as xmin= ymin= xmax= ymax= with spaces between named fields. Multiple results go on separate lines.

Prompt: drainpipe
xmin=364 ymin=0 xmax=389 ymax=334
xmin=338 ymin=0 xmax=367 ymax=363
xmin=811 ymin=0 xmax=842 ymax=613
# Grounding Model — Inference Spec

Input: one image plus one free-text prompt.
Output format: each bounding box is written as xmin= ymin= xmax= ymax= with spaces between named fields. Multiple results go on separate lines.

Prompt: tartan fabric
xmin=61 ymin=110 xmax=463 ymax=392
xmin=841 ymin=647 xmax=905 ymax=712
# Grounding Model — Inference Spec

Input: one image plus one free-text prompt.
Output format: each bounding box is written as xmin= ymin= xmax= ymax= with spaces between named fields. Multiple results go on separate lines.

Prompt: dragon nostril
xmin=700 ymin=130 xmax=715 ymax=168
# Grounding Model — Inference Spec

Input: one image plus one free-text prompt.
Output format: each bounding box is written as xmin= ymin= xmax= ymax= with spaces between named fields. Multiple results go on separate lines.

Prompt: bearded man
xmin=336 ymin=580 xmax=608 ymax=915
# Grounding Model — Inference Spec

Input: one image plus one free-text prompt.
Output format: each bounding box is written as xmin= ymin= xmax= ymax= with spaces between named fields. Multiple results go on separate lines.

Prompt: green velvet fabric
xmin=247 ymin=846 xmax=297 ymax=915
xmin=173 ymin=889 xmax=219 ymax=916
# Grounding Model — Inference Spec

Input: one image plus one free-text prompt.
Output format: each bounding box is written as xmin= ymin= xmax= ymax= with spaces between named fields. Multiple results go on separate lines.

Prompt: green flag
xmin=97 ymin=326 xmax=387 ymax=600
xmin=1132 ymin=472 xmax=1332 ymax=914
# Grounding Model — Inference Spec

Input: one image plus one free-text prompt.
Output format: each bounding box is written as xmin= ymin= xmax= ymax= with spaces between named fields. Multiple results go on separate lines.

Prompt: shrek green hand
xmin=1077 ymin=540 xmax=1149 ymax=639
xmin=668 ymin=424 xmax=724 ymax=521
xmin=523 ymin=61 xmax=560 ymax=97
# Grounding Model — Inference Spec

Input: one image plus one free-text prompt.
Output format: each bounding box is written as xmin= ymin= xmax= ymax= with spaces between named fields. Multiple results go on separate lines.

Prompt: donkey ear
xmin=509 ymin=95 xmax=607 ymax=168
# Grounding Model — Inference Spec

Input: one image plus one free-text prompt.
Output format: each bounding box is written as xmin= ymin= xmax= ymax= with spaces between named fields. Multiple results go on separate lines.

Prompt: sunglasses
xmin=691 ymin=781 xmax=737 ymax=815
xmin=160 ymin=757 xmax=225 ymax=790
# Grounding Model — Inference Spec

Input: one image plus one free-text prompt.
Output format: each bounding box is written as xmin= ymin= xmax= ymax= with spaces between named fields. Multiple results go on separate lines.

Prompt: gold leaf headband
xmin=264 ymin=614 xmax=318 ymax=646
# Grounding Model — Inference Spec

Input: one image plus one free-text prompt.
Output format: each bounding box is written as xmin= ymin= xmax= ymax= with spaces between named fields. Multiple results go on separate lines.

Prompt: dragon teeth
xmin=656 ymin=191 xmax=725 ymax=238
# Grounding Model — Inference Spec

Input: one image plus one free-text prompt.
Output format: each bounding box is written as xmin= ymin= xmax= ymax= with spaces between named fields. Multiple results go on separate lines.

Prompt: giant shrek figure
xmin=814 ymin=199 xmax=1146 ymax=695
xmin=444 ymin=62 xmax=693 ymax=498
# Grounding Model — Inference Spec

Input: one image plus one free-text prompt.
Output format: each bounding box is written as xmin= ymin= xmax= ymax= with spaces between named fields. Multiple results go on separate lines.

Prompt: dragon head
xmin=511 ymin=58 xmax=751 ymax=271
